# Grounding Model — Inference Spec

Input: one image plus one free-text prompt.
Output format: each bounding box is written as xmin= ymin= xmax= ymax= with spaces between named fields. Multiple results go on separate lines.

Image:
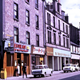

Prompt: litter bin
xmin=1 ymin=68 xmax=7 ymax=79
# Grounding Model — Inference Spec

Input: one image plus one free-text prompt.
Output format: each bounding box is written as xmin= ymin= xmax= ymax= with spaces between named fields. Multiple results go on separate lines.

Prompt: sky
xmin=46 ymin=0 xmax=80 ymax=28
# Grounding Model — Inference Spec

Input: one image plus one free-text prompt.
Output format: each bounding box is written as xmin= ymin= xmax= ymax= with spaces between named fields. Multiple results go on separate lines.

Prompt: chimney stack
xmin=58 ymin=0 xmax=60 ymax=3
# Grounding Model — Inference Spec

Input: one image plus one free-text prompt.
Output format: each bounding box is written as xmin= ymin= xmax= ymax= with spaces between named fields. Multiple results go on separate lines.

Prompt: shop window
xmin=14 ymin=27 xmax=19 ymax=42
xmin=24 ymin=54 xmax=29 ymax=66
xmin=14 ymin=2 xmax=18 ymax=20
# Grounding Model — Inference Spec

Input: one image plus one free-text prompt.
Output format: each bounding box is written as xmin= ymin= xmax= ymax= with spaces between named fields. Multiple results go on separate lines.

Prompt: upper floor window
xmin=59 ymin=35 xmax=61 ymax=46
xmin=14 ymin=27 xmax=19 ymax=42
xmin=66 ymin=25 xmax=68 ymax=34
xmin=48 ymin=31 xmax=51 ymax=44
xmin=53 ymin=32 xmax=56 ymax=45
xmin=66 ymin=38 xmax=69 ymax=48
xmin=26 ymin=10 xmax=30 ymax=25
xmin=47 ymin=13 xmax=51 ymax=25
xmin=58 ymin=20 xmax=60 ymax=29
xmin=63 ymin=37 xmax=65 ymax=47
xmin=14 ymin=3 xmax=18 ymax=20
xmin=26 ymin=31 xmax=30 ymax=45
xmin=57 ymin=3 xmax=60 ymax=12
xmin=63 ymin=23 xmax=64 ymax=32
xmin=53 ymin=16 xmax=55 ymax=27
xmin=35 ymin=15 xmax=39 ymax=29
xmin=36 ymin=34 xmax=39 ymax=46
xmin=25 ymin=0 xmax=29 ymax=3
xmin=35 ymin=0 xmax=38 ymax=9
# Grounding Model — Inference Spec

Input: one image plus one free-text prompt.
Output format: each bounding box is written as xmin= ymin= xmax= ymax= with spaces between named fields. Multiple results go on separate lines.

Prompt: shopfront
xmin=46 ymin=47 xmax=53 ymax=68
xmin=31 ymin=46 xmax=45 ymax=69
xmin=71 ymin=54 xmax=80 ymax=66
xmin=3 ymin=42 xmax=31 ymax=77
xmin=53 ymin=48 xmax=71 ymax=71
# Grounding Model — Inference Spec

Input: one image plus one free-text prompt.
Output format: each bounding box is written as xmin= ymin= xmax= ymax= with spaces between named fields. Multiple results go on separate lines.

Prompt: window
xmin=66 ymin=25 xmax=68 ymax=34
xmin=48 ymin=31 xmax=51 ymax=43
xmin=58 ymin=20 xmax=60 ymax=29
xmin=26 ymin=10 xmax=30 ymax=25
xmin=63 ymin=37 xmax=65 ymax=47
xmin=53 ymin=16 xmax=55 ymax=27
xmin=35 ymin=15 xmax=39 ymax=29
xmin=53 ymin=33 xmax=56 ymax=45
xmin=26 ymin=31 xmax=30 ymax=44
xmin=47 ymin=13 xmax=51 ymax=25
xmin=59 ymin=35 xmax=61 ymax=46
xmin=36 ymin=34 xmax=39 ymax=46
xmin=14 ymin=3 xmax=18 ymax=20
xmin=25 ymin=0 xmax=29 ymax=3
xmin=66 ymin=38 xmax=69 ymax=48
xmin=63 ymin=23 xmax=64 ymax=32
xmin=57 ymin=3 xmax=60 ymax=12
xmin=35 ymin=0 xmax=38 ymax=9
xmin=14 ymin=27 xmax=19 ymax=42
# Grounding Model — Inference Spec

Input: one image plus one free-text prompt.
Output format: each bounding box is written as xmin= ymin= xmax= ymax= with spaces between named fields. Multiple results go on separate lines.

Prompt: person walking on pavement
xmin=22 ymin=63 xmax=27 ymax=78
xmin=17 ymin=63 xmax=20 ymax=76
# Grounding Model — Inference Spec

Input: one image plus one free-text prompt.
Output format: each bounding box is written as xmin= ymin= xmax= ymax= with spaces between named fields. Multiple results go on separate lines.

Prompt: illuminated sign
xmin=14 ymin=42 xmax=31 ymax=54
xmin=53 ymin=48 xmax=71 ymax=57
xmin=33 ymin=47 xmax=45 ymax=55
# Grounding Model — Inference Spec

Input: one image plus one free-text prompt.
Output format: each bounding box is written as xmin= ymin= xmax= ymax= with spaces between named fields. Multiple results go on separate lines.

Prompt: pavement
xmin=0 ymin=70 xmax=63 ymax=80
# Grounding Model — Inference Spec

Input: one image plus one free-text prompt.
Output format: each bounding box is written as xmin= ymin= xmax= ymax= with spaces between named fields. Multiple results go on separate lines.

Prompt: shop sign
xmin=14 ymin=42 xmax=31 ymax=54
xmin=33 ymin=47 xmax=45 ymax=55
xmin=53 ymin=48 xmax=71 ymax=58
xmin=71 ymin=54 xmax=80 ymax=60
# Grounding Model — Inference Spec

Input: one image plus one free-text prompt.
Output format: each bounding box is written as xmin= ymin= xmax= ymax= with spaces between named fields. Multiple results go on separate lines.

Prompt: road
xmin=2 ymin=71 xmax=80 ymax=80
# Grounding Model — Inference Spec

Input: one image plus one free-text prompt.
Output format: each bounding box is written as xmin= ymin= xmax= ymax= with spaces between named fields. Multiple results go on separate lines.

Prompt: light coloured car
xmin=32 ymin=65 xmax=53 ymax=77
xmin=63 ymin=64 xmax=75 ymax=73
xmin=73 ymin=64 xmax=80 ymax=71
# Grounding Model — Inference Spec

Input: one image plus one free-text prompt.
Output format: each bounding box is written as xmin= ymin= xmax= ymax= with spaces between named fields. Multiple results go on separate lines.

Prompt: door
xmin=17 ymin=53 xmax=21 ymax=75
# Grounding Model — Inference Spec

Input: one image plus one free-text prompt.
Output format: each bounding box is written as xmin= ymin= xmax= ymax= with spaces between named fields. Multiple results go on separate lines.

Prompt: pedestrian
xmin=17 ymin=63 xmax=20 ymax=76
xmin=22 ymin=63 xmax=27 ymax=78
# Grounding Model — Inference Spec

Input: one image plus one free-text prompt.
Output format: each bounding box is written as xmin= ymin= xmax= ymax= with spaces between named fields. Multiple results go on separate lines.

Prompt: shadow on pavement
xmin=60 ymin=74 xmax=80 ymax=80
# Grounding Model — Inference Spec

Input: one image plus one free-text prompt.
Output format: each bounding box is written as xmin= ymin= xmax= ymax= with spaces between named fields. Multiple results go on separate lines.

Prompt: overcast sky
xmin=46 ymin=0 xmax=80 ymax=28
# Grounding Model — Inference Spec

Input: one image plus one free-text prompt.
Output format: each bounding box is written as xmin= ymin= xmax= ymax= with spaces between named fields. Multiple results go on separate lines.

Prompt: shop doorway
xmin=17 ymin=53 xmax=21 ymax=75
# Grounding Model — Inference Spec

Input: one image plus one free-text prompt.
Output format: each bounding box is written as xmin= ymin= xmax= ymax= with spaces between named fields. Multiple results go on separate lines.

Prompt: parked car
xmin=73 ymin=64 xmax=80 ymax=71
xmin=32 ymin=65 xmax=53 ymax=77
xmin=63 ymin=64 xmax=75 ymax=73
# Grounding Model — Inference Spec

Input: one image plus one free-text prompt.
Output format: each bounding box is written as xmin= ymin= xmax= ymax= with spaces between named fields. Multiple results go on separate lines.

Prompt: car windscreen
xmin=33 ymin=66 xmax=43 ymax=69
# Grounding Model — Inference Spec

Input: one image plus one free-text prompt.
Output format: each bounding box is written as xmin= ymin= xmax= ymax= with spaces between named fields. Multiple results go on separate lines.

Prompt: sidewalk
xmin=0 ymin=70 xmax=63 ymax=80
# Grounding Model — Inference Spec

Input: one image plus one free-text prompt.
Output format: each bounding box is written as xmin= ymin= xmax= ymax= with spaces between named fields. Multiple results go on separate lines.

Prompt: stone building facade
xmin=0 ymin=0 xmax=44 ymax=77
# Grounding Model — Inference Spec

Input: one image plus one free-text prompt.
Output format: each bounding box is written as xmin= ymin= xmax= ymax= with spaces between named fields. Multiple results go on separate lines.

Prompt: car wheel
xmin=64 ymin=71 xmax=66 ymax=73
xmin=34 ymin=75 xmax=36 ymax=78
xmin=50 ymin=71 xmax=53 ymax=76
xmin=39 ymin=75 xmax=41 ymax=78
xmin=44 ymin=72 xmax=46 ymax=77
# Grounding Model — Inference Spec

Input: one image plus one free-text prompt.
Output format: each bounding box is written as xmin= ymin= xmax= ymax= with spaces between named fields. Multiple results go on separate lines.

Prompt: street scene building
xmin=70 ymin=24 xmax=80 ymax=66
xmin=0 ymin=0 xmax=80 ymax=78
xmin=44 ymin=0 xmax=71 ymax=71
xmin=0 ymin=0 xmax=44 ymax=77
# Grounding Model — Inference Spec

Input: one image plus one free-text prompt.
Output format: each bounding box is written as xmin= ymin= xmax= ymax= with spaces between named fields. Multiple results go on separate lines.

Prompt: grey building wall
xmin=4 ymin=0 xmax=44 ymax=47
